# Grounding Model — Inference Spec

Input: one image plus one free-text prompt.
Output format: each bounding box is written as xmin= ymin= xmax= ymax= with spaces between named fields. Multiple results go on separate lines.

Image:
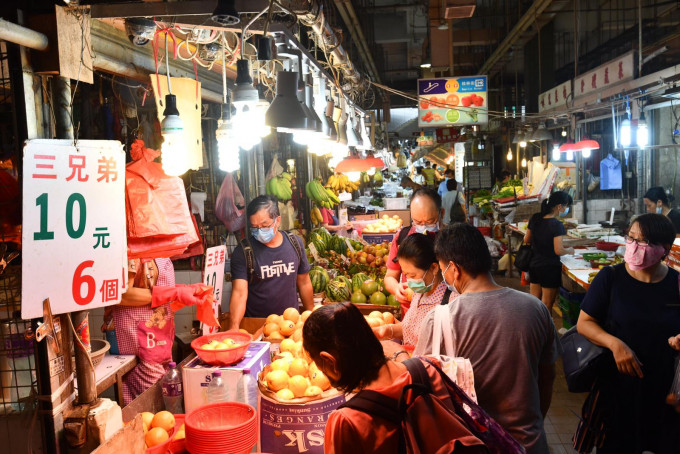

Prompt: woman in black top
xmin=643 ymin=186 xmax=680 ymax=237
xmin=577 ymin=214 xmax=680 ymax=453
xmin=523 ymin=191 xmax=574 ymax=312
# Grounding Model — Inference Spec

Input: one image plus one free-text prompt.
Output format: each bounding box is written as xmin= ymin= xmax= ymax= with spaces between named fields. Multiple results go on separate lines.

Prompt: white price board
xmin=201 ymin=245 xmax=226 ymax=335
xmin=22 ymin=140 xmax=127 ymax=319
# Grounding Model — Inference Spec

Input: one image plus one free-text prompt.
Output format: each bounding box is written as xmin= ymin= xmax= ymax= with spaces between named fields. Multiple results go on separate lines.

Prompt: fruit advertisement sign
xmin=417 ymin=76 xmax=488 ymax=127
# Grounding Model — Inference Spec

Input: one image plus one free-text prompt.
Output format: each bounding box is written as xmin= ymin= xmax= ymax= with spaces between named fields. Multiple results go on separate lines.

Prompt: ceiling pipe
xmin=479 ymin=0 xmax=555 ymax=76
xmin=300 ymin=2 xmax=368 ymax=97
xmin=0 ymin=18 xmax=49 ymax=51
xmin=333 ymin=0 xmax=382 ymax=85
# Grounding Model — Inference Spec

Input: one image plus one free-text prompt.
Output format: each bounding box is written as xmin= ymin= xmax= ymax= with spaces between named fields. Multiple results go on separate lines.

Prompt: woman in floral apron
xmin=112 ymin=258 xmax=176 ymax=405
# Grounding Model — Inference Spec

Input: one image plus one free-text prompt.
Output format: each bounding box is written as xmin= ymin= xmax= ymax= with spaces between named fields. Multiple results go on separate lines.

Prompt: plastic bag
xmin=215 ymin=173 xmax=245 ymax=232
xmin=266 ymin=153 xmax=284 ymax=180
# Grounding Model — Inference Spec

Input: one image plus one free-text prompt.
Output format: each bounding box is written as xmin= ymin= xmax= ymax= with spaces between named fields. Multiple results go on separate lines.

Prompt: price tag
xmin=22 ymin=140 xmax=126 ymax=319
xmin=308 ymin=243 xmax=321 ymax=262
xmin=201 ymin=245 xmax=227 ymax=335
xmin=344 ymin=238 xmax=355 ymax=254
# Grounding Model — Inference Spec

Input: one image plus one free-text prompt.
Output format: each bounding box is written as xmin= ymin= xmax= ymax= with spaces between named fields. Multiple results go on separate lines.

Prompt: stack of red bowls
xmin=185 ymin=402 xmax=258 ymax=454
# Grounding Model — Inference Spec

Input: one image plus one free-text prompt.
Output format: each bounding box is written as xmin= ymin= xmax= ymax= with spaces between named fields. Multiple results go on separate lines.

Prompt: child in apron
xmin=112 ymin=258 xmax=175 ymax=405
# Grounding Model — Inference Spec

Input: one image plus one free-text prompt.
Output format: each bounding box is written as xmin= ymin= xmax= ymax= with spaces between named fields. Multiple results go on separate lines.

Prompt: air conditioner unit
xmin=444 ymin=0 xmax=476 ymax=19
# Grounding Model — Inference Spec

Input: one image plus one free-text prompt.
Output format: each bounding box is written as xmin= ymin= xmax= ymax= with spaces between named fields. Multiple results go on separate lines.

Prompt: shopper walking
xmin=643 ymin=186 xmax=680 ymax=235
xmin=438 ymin=168 xmax=455 ymax=196
xmin=415 ymin=223 xmax=560 ymax=454
xmin=576 ymin=213 xmax=680 ymax=453
xmin=374 ymin=234 xmax=456 ymax=348
xmin=442 ymin=178 xmax=467 ymax=224
xmin=523 ymin=191 xmax=574 ymax=312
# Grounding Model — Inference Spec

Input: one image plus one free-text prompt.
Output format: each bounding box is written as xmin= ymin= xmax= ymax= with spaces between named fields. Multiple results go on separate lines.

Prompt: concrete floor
xmin=495 ymin=275 xmax=589 ymax=454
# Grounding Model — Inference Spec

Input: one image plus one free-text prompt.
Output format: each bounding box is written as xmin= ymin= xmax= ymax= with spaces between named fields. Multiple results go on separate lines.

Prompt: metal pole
xmin=51 ymin=76 xmax=74 ymax=140
xmin=71 ymin=312 xmax=97 ymax=404
xmin=638 ymin=0 xmax=643 ymax=75
xmin=0 ymin=18 xmax=49 ymax=51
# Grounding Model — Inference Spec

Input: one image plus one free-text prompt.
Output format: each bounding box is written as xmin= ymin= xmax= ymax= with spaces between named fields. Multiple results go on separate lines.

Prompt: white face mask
xmin=440 ymin=262 xmax=460 ymax=294
xmin=414 ymin=217 xmax=440 ymax=234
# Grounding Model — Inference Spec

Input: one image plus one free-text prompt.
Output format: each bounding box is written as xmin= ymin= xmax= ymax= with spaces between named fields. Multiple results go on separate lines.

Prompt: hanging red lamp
xmin=559 ymin=141 xmax=578 ymax=152
xmin=574 ymin=139 xmax=600 ymax=151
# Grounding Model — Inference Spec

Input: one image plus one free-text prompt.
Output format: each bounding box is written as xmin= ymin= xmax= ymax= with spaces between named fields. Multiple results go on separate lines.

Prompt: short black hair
xmin=444 ymin=169 xmax=455 ymax=177
xmin=632 ymin=213 xmax=676 ymax=250
xmin=446 ymin=178 xmax=457 ymax=191
xmin=431 ymin=162 xmax=436 ymax=168
xmin=416 ymin=167 xmax=423 ymax=175
xmin=247 ymin=194 xmax=279 ymax=218
xmin=434 ymin=223 xmax=491 ymax=277
xmin=644 ymin=187 xmax=672 ymax=206
xmin=412 ymin=187 xmax=442 ymax=210
xmin=397 ymin=233 xmax=436 ymax=271
xmin=302 ymin=303 xmax=386 ymax=393
xmin=499 ymin=170 xmax=511 ymax=180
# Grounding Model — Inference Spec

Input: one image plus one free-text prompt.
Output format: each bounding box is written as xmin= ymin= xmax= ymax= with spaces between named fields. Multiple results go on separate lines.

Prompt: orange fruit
xmin=268 ymin=331 xmax=285 ymax=340
xmin=145 ymin=427 xmax=169 ymax=448
xmin=266 ymin=370 xmax=290 ymax=392
xmin=276 ymin=388 xmax=295 ymax=400
xmin=366 ymin=317 xmax=383 ymax=328
xmin=276 ymin=351 xmax=294 ymax=360
xmin=266 ymin=314 xmax=281 ymax=325
xmin=312 ymin=304 xmax=322 ymax=312
xmin=383 ymin=312 xmax=395 ymax=324
xmin=369 ymin=311 xmax=383 ymax=319
xmin=280 ymin=338 xmax=296 ymax=354
xmin=289 ymin=375 xmax=310 ymax=398
xmin=175 ymin=429 xmax=185 ymax=440
xmin=304 ymin=385 xmax=323 ymax=397
xmin=279 ymin=319 xmax=296 ymax=337
xmin=289 ymin=358 xmax=309 ymax=377
xmin=291 ymin=328 xmax=303 ymax=342
xmin=264 ymin=322 xmax=280 ymax=337
xmin=141 ymin=412 xmax=154 ymax=432
xmin=403 ymin=288 xmax=414 ymax=302
xmin=151 ymin=411 xmax=175 ymax=432
xmin=310 ymin=370 xmax=331 ymax=391
xmin=283 ymin=307 xmax=300 ymax=323
xmin=300 ymin=310 xmax=312 ymax=322
xmin=271 ymin=358 xmax=292 ymax=374
xmin=309 ymin=362 xmax=319 ymax=376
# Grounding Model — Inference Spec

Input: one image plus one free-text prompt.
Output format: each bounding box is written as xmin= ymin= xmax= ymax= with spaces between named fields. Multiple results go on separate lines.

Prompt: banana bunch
xmin=326 ymin=173 xmax=359 ymax=195
xmin=361 ymin=172 xmax=371 ymax=185
xmin=373 ymin=171 xmax=383 ymax=185
xmin=306 ymin=179 xmax=340 ymax=209
xmin=266 ymin=172 xmax=293 ymax=201
xmin=311 ymin=206 xmax=324 ymax=226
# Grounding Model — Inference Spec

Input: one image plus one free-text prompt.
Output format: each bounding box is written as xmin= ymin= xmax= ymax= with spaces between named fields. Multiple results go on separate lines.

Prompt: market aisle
xmin=495 ymin=276 xmax=588 ymax=454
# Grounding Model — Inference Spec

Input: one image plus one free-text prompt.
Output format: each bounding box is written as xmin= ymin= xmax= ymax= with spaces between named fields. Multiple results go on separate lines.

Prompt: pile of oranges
xmin=363 ymin=310 xmax=396 ymax=328
xmin=262 ymin=342 xmax=332 ymax=401
xmin=263 ymin=307 xmax=312 ymax=342
xmin=141 ymin=410 xmax=183 ymax=448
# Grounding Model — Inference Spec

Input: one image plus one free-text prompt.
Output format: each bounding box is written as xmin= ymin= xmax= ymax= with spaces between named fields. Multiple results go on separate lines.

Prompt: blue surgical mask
xmin=559 ymin=207 xmax=570 ymax=217
xmin=656 ymin=206 xmax=663 ymax=214
xmin=407 ymin=269 xmax=433 ymax=294
xmin=251 ymin=224 xmax=277 ymax=244
xmin=440 ymin=262 xmax=460 ymax=294
xmin=414 ymin=219 xmax=440 ymax=234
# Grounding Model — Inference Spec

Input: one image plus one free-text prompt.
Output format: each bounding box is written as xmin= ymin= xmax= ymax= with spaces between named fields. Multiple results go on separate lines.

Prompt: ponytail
xmin=540 ymin=199 xmax=551 ymax=215
xmin=541 ymin=191 xmax=573 ymax=215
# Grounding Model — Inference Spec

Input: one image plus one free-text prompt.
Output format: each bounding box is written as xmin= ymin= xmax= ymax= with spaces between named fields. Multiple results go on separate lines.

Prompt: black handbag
xmin=514 ymin=244 xmax=533 ymax=272
xmin=560 ymin=326 xmax=607 ymax=393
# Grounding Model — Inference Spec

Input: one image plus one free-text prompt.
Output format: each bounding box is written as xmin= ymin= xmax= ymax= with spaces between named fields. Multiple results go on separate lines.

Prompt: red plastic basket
xmin=185 ymin=403 xmax=257 ymax=454
xmin=191 ymin=331 xmax=252 ymax=366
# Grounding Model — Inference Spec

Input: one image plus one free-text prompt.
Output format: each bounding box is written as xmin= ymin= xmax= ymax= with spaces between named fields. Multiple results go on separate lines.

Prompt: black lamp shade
xmin=212 ymin=0 xmax=240 ymax=26
xmin=265 ymin=71 xmax=307 ymax=130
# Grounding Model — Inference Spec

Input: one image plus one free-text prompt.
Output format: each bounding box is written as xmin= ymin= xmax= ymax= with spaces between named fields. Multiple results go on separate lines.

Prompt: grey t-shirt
xmin=414 ymin=287 xmax=560 ymax=454
xmin=231 ymin=233 xmax=310 ymax=317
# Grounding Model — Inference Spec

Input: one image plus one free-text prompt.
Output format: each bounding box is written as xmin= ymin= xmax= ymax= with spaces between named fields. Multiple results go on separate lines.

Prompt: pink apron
xmin=112 ymin=258 xmax=175 ymax=405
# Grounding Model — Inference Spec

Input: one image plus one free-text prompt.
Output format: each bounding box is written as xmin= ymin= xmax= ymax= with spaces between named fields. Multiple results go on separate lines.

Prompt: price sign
xmin=201 ymin=245 xmax=226 ymax=335
xmin=22 ymin=140 xmax=126 ymax=319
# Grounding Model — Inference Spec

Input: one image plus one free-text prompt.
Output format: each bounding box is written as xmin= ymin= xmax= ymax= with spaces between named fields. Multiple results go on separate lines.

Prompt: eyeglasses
xmin=251 ymin=218 xmax=277 ymax=229
xmin=624 ymin=235 xmax=648 ymax=247
xmin=412 ymin=216 xmax=439 ymax=226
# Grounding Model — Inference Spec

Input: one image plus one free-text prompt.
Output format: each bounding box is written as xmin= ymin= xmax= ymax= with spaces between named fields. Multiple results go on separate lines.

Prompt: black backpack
xmin=238 ymin=231 xmax=303 ymax=284
xmin=448 ymin=190 xmax=466 ymax=224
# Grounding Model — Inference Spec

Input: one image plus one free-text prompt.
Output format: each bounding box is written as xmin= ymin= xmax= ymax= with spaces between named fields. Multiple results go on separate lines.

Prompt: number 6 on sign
xmin=73 ymin=260 xmax=96 ymax=305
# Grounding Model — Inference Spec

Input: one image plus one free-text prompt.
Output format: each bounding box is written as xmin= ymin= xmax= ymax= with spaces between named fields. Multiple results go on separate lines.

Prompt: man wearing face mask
xmin=414 ymin=223 xmax=560 ymax=454
xmin=384 ymin=188 xmax=444 ymax=316
xmin=228 ymin=195 xmax=314 ymax=330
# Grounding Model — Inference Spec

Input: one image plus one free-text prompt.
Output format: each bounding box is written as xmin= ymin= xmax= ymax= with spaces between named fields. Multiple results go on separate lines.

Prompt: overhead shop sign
xmin=574 ymin=51 xmax=636 ymax=98
xmin=417 ymin=76 xmax=488 ymax=127
xmin=22 ymin=140 xmax=126 ymax=319
xmin=539 ymin=80 xmax=572 ymax=113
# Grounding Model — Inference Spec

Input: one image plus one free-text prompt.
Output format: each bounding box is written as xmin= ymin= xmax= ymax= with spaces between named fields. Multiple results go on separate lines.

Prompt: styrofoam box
xmin=182 ymin=341 xmax=271 ymax=414
xmin=383 ymin=197 xmax=408 ymax=210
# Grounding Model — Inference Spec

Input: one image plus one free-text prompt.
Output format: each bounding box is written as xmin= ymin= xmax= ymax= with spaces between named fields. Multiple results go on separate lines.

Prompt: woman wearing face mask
xmin=643 ymin=186 xmax=680 ymax=236
xmin=523 ymin=191 xmax=574 ymax=312
xmin=373 ymin=234 xmax=456 ymax=349
xmin=576 ymin=214 xmax=680 ymax=453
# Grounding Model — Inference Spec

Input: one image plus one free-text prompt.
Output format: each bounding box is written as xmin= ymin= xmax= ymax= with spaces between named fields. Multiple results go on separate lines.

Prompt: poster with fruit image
xmin=417 ymin=76 xmax=488 ymax=127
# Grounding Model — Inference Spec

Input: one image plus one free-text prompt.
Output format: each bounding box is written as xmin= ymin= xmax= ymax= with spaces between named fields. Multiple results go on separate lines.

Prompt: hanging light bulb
xmin=552 ymin=144 xmax=561 ymax=161
xmin=345 ymin=171 xmax=361 ymax=182
xmin=619 ymin=118 xmax=632 ymax=147
xmin=367 ymin=167 xmax=376 ymax=176
xmin=521 ymin=157 xmax=527 ymax=167
xmin=216 ymin=119 xmax=240 ymax=172
xmin=161 ymin=94 xmax=188 ymax=176
xmin=232 ymin=105 xmax=261 ymax=150
xmin=561 ymin=128 xmax=567 ymax=137
xmin=506 ymin=148 xmax=513 ymax=161
xmin=637 ymin=111 xmax=649 ymax=147
xmin=520 ymin=140 xmax=527 ymax=148
xmin=582 ymin=148 xmax=592 ymax=158
xmin=566 ymin=150 xmax=574 ymax=161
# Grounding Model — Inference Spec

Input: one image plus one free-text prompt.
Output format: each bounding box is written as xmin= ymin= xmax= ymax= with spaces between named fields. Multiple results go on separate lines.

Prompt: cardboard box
xmin=219 ymin=314 xmax=266 ymax=339
xmin=259 ymin=392 xmax=346 ymax=454
xmin=383 ymin=197 xmax=408 ymax=210
xmin=379 ymin=210 xmax=411 ymax=226
xmin=182 ymin=341 xmax=271 ymax=414
xmin=348 ymin=214 xmax=378 ymax=221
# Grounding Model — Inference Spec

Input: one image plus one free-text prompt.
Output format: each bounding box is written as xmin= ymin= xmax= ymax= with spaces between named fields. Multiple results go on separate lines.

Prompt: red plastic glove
xmin=152 ymin=284 xmax=219 ymax=327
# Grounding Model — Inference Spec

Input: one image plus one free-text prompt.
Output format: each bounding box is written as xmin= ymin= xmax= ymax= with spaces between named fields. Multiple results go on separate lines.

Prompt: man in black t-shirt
xmin=228 ymin=196 xmax=313 ymax=329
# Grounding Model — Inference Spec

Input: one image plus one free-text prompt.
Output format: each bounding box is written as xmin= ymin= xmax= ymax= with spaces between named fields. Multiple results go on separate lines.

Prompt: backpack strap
xmin=239 ymin=237 xmax=259 ymax=284
xmin=283 ymin=231 xmax=303 ymax=266
xmin=441 ymin=288 xmax=452 ymax=305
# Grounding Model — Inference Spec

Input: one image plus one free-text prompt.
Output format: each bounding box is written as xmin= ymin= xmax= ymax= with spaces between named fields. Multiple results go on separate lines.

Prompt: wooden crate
xmin=322 ymin=301 xmax=401 ymax=319
xmin=218 ymin=314 xmax=266 ymax=339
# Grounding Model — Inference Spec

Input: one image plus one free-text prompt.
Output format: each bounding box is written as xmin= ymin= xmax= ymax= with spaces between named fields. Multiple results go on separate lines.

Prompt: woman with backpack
xmin=523 ymin=191 xmax=574 ymax=312
xmin=442 ymin=178 xmax=467 ymax=224
xmin=373 ymin=234 xmax=457 ymax=348
xmin=302 ymin=303 xmax=490 ymax=454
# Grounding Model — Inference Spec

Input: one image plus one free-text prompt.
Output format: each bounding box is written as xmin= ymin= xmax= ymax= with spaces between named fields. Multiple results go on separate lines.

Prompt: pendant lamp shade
xmin=559 ymin=141 xmax=577 ymax=152
xmin=265 ymin=71 xmax=307 ymax=130
xmin=531 ymin=126 xmax=553 ymax=141
xmin=511 ymin=131 xmax=524 ymax=143
xmin=233 ymin=60 xmax=258 ymax=107
xmin=574 ymin=139 xmax=600 ymax=151
xmin=335 ymin=158 xmax=372 ymax=173
xmin=212 ymin=0 xmax=240 ymax=26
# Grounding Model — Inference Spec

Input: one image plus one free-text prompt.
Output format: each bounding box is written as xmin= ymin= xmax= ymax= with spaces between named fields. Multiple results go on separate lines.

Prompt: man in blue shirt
xmin=438 ymin=169 xmax=455 ymax=196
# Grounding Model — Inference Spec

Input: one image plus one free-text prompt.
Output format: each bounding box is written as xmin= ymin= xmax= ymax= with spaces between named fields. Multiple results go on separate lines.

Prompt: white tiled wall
xmin=572 ymin=199 xmax=625 ymax=224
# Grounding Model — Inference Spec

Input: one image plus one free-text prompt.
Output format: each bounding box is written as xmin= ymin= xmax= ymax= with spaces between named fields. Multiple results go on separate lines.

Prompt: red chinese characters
xmin=97 ymin=157 xmax=118 ymax=183
xmin=100 ymin=279 xmax=119 ymax=303
xmin=66 ymin=155 xmax=89 ymax=182
xmin=32 ymin=154 xmax=57 ymax=179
